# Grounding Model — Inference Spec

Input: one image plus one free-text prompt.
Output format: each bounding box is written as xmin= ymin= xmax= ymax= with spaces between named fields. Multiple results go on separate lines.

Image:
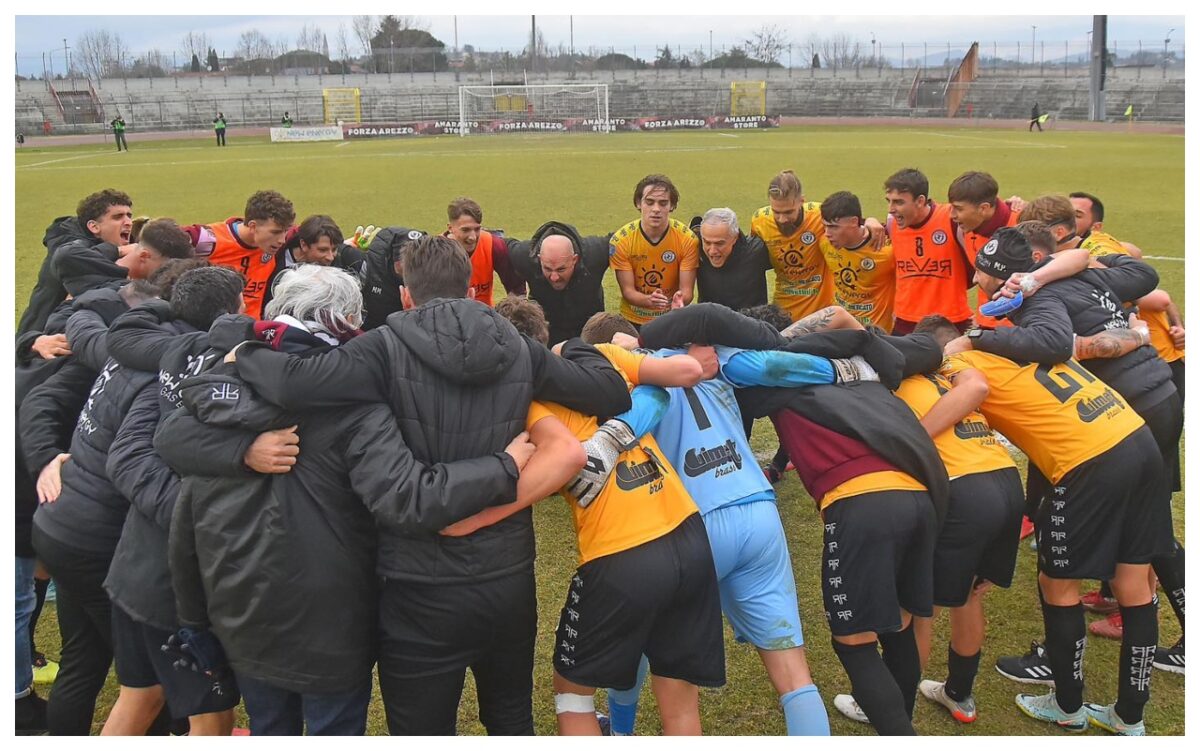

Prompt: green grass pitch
xmin=17 ymin=126 xmax=1184 ymax=735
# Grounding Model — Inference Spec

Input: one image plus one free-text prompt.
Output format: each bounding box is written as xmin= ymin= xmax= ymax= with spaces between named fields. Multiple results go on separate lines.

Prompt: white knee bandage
xmin=555 ymin=692 xmax=596 ymax=715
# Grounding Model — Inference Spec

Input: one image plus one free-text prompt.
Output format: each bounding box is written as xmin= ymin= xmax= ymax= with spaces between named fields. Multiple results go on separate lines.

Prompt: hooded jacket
xmin=509 ymin=221 xmax=612 ymax=344
xmin=18 ymin=216 xmax=105 ymax=335
xmin=359 ymin=226 xmax=427 ymax=330
xmin=232 ymin=298 xmax=632 ymax=583
xmin=154 ymin=315 xmax=523 ymax=690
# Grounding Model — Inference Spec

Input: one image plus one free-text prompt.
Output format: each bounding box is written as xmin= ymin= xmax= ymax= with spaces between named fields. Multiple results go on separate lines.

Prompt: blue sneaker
xmin=1084 ymin=702 xmax=1146 ymax=736
xmin=595 ymin=712 xmax=612 ymax=736
xmin=1015 ymin=692 xmax=1087 ymax=731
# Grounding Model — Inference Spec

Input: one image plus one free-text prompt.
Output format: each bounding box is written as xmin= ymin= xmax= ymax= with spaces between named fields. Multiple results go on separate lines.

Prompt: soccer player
xmin=610 ymin=174 xmax=699 ymax=327
xmin=929 ymin=316 xmax=1169 ymax=736
xmin=885 ymin=168 xmax=973 ymax=335
xmin=947 ymin=171 xmax=1022 ymax=329
xmin=261 ymin=215 xmax=365 ymax=314
xmin=443 ymin=317 xmax=726 ymax=736
xmin=817 ymin=191 xmax=896 ymax=332
xmin=182 ymin=190 xmax=296 ymax=320
xmin=895 ymin=319 xmax=1024 ymax=724
xmin=213 ymin=113 xmax=227 ymax=146
xmin=508 ymin=221 xmax=611 ymax=344
xmin=442 ymin=197 xmax=527 ymax=305
xmin=693 ymin=208 xmax=771 ymax=311
xmin=750 ymin=170 xmax=834 ymax=322
xmin=20 ymin=189 xmax=136 ymax=335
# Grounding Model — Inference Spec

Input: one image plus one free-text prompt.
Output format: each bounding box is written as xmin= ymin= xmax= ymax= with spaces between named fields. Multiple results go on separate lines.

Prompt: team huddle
xmin=13 ymin=167 xmax=1185 ymax=737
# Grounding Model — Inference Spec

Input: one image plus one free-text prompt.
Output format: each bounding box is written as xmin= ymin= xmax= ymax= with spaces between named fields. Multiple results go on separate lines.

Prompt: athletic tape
xmin=555 ymin=693 xmax=596 ymax=714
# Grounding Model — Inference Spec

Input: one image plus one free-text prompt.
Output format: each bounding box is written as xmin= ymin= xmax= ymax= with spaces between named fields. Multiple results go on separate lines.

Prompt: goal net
xmin=457 ymin=83 xmax=610 ymax=135
xmin=323 ymin=88 xmax=361 ymax=124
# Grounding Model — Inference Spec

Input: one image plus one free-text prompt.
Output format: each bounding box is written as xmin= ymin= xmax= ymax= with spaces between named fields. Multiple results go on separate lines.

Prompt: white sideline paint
xmin=910 ymin=131 xmax=1069 ymax=149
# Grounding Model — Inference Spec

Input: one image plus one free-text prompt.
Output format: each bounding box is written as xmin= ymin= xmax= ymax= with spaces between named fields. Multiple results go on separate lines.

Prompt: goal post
xmin=323 ymin=88 xmax=361 ymax=124
xmin=457 ymin=83 xmax=610 ymax=136
xmin=730 ymin=81 xmax=766 ymax=117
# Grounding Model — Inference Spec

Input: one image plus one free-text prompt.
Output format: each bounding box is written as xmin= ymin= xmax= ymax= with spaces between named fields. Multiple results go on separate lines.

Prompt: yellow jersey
xmin=1081 ymin=231 xmax=1183 ymax=363
xmin=817 ymin=233 xmax=896 ymax=332
xmin=750 ymin=203 xmax=835 ymax=320
xmin=527 ymin=344 xmax=697 ymax=565
xmin=941 ymin=351 xmax=1144 ymax=483
xmin=609 ymin=218 xmax=699 ymax=325
xmin=893 ymin=372 xmax=1016 ymax=479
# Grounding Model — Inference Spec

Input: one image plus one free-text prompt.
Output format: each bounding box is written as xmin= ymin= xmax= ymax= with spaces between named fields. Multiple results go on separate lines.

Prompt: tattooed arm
xmin=1073 ymin=326 xmax=1151 ymax=360
xmin=781 ymin=305 xmax=864 ymax=338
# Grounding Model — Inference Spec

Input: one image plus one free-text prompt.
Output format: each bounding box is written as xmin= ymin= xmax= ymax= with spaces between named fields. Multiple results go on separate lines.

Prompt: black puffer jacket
xmin=975 ymin=254 xmax=1173 ymax=413
xmin=101 ymin=303 xmax=244 ymax=630
xmin=18 ymin=216 xmax=96 ymax=335
xmin=359 ymin=226 xmax=427 ymax=330
xmin=509 ymin=221 xmax=611 ymax=344
xmin=156 ymin=317 xmax=522 ymax=691
xmin=26 ymin=318 xmax=158 ymax=555
xmin=233 ymin=298 xmax=632 ymax=583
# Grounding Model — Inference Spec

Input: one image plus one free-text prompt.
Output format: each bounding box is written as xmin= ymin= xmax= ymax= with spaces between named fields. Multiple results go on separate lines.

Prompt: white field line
xmin=908 ymin=130 xmax=1069 ymax=149
xmin=17 ymin=144 xmax=745 ymax=171
xmin=17 ymin=152 xmax=113 ymax=168
xmin=1144 ymin=255 xmax=1183 ymax=262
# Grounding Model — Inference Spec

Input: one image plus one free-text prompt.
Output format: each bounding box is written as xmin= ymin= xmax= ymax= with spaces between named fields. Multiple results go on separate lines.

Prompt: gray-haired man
xmin=693 ymin=208 xmax=771 ymax=312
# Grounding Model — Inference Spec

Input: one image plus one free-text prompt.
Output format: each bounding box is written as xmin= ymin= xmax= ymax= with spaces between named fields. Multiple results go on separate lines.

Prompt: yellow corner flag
xmin=1124 ymin=105 xmax=1134 ymax=117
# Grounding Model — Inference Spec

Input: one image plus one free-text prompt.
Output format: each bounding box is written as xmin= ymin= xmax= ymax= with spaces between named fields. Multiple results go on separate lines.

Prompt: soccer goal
xmin=323 ymin=88 xmax=361 ymax=125
xmin=457 ymin=83 xmax=610 ymax=136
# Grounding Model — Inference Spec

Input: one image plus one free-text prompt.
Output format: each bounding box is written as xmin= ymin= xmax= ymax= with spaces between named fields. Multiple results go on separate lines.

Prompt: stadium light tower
xmin=1031 ymin=26 xmax=1036 ymax=66
xmin=1163 ymin=28 xmax=1175 ymax=78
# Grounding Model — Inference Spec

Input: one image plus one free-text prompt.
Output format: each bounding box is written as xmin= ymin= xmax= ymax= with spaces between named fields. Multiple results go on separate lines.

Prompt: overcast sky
xmin=12 ymin=7 xmax=1186 ymax=76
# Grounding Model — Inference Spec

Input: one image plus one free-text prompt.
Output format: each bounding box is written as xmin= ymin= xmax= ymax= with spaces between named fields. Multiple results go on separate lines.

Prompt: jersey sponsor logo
xmin=1076 ymin=387 xmax=1125 ymax=423
xmin=639 ymin=263 xmax=666 ymax=290
xmin=932 ymin=230 xmax=949 ymax=245
xmin=662 ymin=251 xmax=677 ymax=263
xmin=682 ymin=439 xmax=743 ymax=478
xmin=800 ymin=231 xmax=816 ymax=245
xmin=615 ymin=456 xmax=665 ymax=491
xmin=953 ymin=418 xmax=993 ymax=441
xmin=896 ymin=257 xmax=954 ymax=278
xmin=782 ymin=249 xmax=805 ymax=268
xmin=980 ymin=238 xmax=998 ymax=255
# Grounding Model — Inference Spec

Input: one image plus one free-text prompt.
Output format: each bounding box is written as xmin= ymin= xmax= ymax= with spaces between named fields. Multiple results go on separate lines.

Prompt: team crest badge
xmin=407 ymin=230 xmax=423 ymax=240
xmin=662 ymin=251 xmax=677 ymax=263
xmin=932 ymin=230 xmax=948 ymax=245
xmin=262 ymin=252 xmax=273 ymax=263
xmin=861 ymin=258 xmax=876 ymax=271
xmin=981 ymin=239 xmax=999 ymax=256
xmin=800 ymin=232 xmax=816 ymax=245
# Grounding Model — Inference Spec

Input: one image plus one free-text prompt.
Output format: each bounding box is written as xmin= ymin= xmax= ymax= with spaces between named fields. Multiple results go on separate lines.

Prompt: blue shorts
xmin=703 ymin=500 xmax=804 ymax=650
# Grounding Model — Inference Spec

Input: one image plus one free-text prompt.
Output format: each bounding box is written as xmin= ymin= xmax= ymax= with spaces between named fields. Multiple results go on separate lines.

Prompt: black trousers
xmin=31 ymin=525 xmax=115 ymax=736
xmin=215 ymin=129 xmax=226 ymax=146
xmin=377 ymin=569 xmax=536 ymax=736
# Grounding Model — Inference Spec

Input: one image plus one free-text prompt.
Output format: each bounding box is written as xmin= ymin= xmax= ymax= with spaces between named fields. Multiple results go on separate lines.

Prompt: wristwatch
xmin=967 ymin=328 xmax=984 ymax=340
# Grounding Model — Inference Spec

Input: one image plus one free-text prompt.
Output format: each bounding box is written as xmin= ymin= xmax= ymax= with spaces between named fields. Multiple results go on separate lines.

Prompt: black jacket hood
xmin=385 ymin=298 xmax=521 ymax=385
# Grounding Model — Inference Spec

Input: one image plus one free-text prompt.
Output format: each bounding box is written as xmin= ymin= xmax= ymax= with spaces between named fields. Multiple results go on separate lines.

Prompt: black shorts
xmin=1036 ymin=426 xmax=1174 ymax=580
xmin=111 ymin=604 xmax=240 ymax=718
xmin=553 ymin=513 xmax=725 ymax=690
xmin=1140 ymin=390 xmax=1183 ymax=495
xmin=821 ymin=489 xmax=937 ymax=637
xmin=935 ymin=468 xmax=1024 ymax=606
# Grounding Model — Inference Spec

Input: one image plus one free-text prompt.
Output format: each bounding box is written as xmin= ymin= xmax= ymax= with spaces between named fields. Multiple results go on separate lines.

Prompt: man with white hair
xmin=154 ymin=263 xmax=538 ymax=735
xmin=693 ymin=208 xmax=771 ymax=312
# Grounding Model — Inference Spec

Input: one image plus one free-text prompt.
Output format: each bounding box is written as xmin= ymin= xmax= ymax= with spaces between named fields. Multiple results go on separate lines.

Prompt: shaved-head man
xmin=509 ymin=221 xmax=613 ymax=345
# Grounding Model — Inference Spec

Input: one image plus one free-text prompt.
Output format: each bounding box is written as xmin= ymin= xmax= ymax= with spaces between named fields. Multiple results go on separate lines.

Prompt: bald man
xmin=509 ymin=221 xmax=612 ymax=345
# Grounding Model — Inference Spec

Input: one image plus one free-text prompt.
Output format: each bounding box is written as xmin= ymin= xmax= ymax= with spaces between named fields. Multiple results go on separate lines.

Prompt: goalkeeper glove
xmin=349 ymin=224 xmax=380 ymax=250
xmin=566 ymin=419 xmax=638 ymax=509
xmin=829 ymin=355 xmax=880 ymax=384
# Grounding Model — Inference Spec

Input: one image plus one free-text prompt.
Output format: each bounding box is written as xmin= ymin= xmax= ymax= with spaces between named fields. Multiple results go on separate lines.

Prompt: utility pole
xmin=530 ymin=15 xmax=536 ymax=74
xmin=1163 ymin=28 xmax=1175 ymax=79
xmin=454 ymin=16 xmax=458 ymax=51
xmin=1031 ymin=26 xmax=1036 ymax=68
xmin=709 ymin=30 xmax=713 ymax=62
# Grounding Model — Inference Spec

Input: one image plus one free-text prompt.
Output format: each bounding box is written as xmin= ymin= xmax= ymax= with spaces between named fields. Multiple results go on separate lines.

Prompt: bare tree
xmin=819 ymin=33 xmax=865 ymax=68
xmin=236 ymin=29 xmax=273 ymax=61
xmin=352 ymin=15 xmax=375 ymax=56
xmin=336 ymin=22 xmax=352 ymax=66
xmin=744 ymin=24 xmax=789 ymax=65
xmin=77 ymin=30 xmax=129 ymax=80
xmin=181 ymin=31 xmax=211 ymax=66
xmin=296 ymin=22 xmax=324 ymax=53
xmin=274 ymin=35 xmax=292 ymax=60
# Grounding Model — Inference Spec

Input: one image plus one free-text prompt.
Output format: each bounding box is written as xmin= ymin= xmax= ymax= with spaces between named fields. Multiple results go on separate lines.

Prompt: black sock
xmin=831 ymin=640 xmax=916 ymax=735
xmin=1042 ymin=601 xmax=1086 ymax=712
xmin=1115 ymin=602 xmax=1157 ymax=724
xmin=29 ymin=578 xmax=48 ymax=656
xmin=879 ymin=623 xmax=921 ymax=718
xmin=1151 ymin=542 xmax=1185 ymax=634
xmin=944 ymin=646 xmax=981 ymax=702
xmin=1099 ymin=580 xmax=1114 ymax=599
xmin=770 ymin=444 xmax=789 ymax=472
